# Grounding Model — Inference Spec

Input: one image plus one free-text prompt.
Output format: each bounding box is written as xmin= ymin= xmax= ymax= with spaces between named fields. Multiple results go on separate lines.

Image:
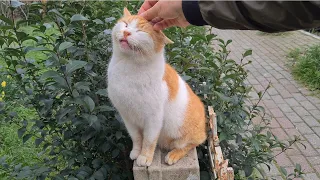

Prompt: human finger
xmin=153 ymin=19 xmax=176 ymax=31
xmin=138 ymin=0 xmax=158 ymax=15
xmin=140 ymin=2 xmax=160 ymax=20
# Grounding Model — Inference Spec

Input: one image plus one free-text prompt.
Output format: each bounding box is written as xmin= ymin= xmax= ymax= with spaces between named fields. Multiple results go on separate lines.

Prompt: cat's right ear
xmin=123 ymin=7 xmax=131 ymax=17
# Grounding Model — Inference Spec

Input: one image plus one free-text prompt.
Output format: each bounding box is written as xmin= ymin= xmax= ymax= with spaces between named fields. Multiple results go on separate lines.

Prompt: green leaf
xmin=18 ymin=127 xmax=26 ymax=138
xmin=74 ymin=82 xmax=91 ymax=91
xmin=23 ymin=134 xmax=32 ymax=143
xmin=88 ymin=115 xmax=100 ymax=131
xmin=244 ymin=166 xmax=253 ymax=177
xmin=112 ymin=149 xmax=120 ymax=158
xmin=295 ymin=163 xmax=301 ymax=172
xmin=92 ymin=158 xmax=103 ymax=169
xmin=214 ymin=91 xmax=232 ymax=102
xmin=243 ymin=49 xmax=252 ymax=57
xmin=81 ymin=130 xmax=96 ymax=142
xmin=0 ymin=15 xmax=13 ymax=26
xmin=71 ymin=14 xmax=89 ymax=22
xmin=84 ymin=96 xmax=95 ymax=112
xmin=35 ymin=138 xmax=44 ymax=147
xmin=96 ymin=89 xmax=108 ymax=97
xmin=66 ymin=60 xmax=87 ymax=74
xmin=97 ymin=105 xmax=114 ymax=112
xmin=93 ymin=170 xmax=104 ymax=180
xmin=93 ymin=19 xmax=104 ymax=24
xmin=280 ymin=166 xmax=287 ymax=176
xmin=58 ymin=42 xmax=73 ymax=52
xmin=115 ymin=131 xmax=122 ymax=140
xmin=16 ymin=32 xmax=27 ymax=41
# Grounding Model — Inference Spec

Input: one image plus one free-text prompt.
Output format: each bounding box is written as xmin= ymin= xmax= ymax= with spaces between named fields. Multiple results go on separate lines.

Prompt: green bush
xmin=0 ymin=1 xmax=303 ymax=180
xmin=289 ymin=45 xmax=320 ymax=91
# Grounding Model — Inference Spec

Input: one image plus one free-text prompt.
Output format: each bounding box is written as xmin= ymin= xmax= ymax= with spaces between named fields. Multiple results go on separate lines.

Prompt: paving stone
xmin=261 ymin=162 xmax=281 ymax=177
xmin=300 ymin=101 xmax=318 ymax=110
xmin=286 ymin=128 xmax=305 ymax=140
xmin=270 ymin=108 xmax=285 ymax=118
xmin=272 ymin=83 xmax=286 ymax=90
xmin=271 ymin=95 xmax=286 ymax=104
xmin=278 ymin=103 xmax=293 ymax=113
xmin=292 ymin=93 xmax=308 ymax=101
xmin=307 ymin=96 xmax=320 ymax=105
xmin=313 ymin=127 xmax=320 ymax=137
xmin=306 ymin=156 xmax=320 ymax=165
xmin=304 ymin=116 xmax=320 ymax=127
xmin=263 ymin=100 xmax=278 ymax=109
xmin=293 ymin=122 xmax=314 ymax=135
xmin=292 ymin=106 xmax=311 ymax=117
xmin=296 ymin=141 xmax=319 ymax=157
xmin=278 ymin=89 xmax=293 ymax=98
xmin=268 ymin=87 xmax=279 ymax=96
xmin=286 ymin=84 xmax=300 ymax=93
xmin=275 ymin=153 xmax=293 ymax=167
xmin=314 ymin=165 xmax=320 ymax=173
xmin=285 ymin=98 xmax=300 ymax=107
xmin=289 ymin=155 xmax=314 ymax=173
xmin=285 ymin=144 xmax=301 ymax=156
xmin=271 ymin=128 xmax=288 ymax=140
xmin=310 ymin=110 xmax=320 ymax=119
xmin=277 ymin=117 xmax=295 ymax=129
xmin=285 ymin=112 xmax=303 ymax=123
xmin=302 ymin=173 xmax=320 ymax=180
xmin=305 ymin=134 xmax=320 ymax=148
xmin=270 ymin=118 xmax=281 ymax=128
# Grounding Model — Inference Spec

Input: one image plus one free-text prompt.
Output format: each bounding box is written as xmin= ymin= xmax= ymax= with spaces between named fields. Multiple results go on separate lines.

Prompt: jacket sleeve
xmin=182 ymin=1 xmax=320 ymax=32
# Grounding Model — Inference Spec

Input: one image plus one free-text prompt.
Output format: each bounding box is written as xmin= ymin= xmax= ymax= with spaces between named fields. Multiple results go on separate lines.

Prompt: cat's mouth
xmin=119 ymin=39 xmax=132 ymax=50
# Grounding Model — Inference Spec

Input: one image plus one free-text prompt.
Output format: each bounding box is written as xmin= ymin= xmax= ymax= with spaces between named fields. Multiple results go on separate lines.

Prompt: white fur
xmin=107 ymin=20 xmax=189 ymax=165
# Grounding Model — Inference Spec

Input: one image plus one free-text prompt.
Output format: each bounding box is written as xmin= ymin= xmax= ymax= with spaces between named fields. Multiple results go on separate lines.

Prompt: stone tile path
xmin=211 ymin=28 xmax=320 ymax=179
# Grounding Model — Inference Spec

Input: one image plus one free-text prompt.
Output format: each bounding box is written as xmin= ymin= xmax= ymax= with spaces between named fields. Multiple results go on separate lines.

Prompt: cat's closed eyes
xmin=107 ymin=8 xmax=206 ymax=167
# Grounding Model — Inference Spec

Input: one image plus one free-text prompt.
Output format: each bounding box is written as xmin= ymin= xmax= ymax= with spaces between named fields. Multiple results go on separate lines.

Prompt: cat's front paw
xmin=130 ymin=149 xmax=141 ymax=160
xmin=136 ymin=155 xmax=153 ymax=167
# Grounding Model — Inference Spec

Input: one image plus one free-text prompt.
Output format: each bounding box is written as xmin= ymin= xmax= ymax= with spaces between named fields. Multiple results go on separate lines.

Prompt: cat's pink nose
xmin=123 ymin=31 xmax=131 ymax=39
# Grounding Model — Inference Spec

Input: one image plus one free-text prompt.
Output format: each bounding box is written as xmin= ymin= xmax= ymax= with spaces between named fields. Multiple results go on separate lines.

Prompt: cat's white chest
xmin=107 ymin=57 xmax=166 ymax=127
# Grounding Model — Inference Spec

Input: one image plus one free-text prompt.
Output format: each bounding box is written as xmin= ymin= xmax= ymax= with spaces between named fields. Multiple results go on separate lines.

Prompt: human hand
xmin=138 ymin=0 xmax=190 ymax=31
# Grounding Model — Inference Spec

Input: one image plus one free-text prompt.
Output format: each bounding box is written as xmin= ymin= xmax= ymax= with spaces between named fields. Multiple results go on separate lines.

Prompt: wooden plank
xmin=219 ymin=160 xmax=228 ymax=180
xmin=227 ymin=167 xmax=234 ymax=180
xmin=214 ymin=146 xmax=224 ymax=170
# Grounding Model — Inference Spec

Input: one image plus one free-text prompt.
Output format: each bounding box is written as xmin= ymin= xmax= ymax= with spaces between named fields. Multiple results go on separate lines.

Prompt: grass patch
xmin=288 ymin=44 xmax=320 ymax=93
xmin=0 ymin=105 xmax=41 ymax=179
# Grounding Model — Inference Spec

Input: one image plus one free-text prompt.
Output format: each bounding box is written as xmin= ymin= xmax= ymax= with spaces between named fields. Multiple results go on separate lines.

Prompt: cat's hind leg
xmin=165 ymin=143 xmax=197 ymax=165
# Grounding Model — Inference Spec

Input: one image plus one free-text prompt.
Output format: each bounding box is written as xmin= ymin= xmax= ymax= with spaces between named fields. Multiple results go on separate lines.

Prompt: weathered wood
xmin=207 ymin=106 xmax=234 ymax=180
xmin=227 ymin=167 xmax=234 ymax=180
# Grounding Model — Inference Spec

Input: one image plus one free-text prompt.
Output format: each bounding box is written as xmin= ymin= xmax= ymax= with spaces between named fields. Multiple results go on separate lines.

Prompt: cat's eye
xmin=123 ymin=22 xmax=128 ymax=27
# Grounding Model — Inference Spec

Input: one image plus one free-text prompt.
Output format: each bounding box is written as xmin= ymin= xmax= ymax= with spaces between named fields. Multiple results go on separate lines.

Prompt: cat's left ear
xmin=123 ymin=7 xmax=131 ymax=17
xmin=160 ymin=31 xmax=174 ymax=44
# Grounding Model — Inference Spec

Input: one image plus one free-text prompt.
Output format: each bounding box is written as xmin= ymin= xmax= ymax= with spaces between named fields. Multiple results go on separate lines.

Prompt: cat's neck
xmin=112 ymin=47 xmax=165 ymax=65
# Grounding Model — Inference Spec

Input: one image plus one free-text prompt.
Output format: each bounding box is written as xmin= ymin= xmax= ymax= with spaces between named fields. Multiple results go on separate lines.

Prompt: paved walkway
xmin=211 ymin=28 xmax=320 ymax=179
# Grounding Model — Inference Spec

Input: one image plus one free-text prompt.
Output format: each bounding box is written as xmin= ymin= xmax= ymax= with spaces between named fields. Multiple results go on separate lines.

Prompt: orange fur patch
xmin=140 ymin=138 xmax=158 ymax=162
xmin=118 ymin=15 xmax=166 ymax=52
xmin=178 ymin=83 xmax=207 ymax=145
xmin=163 ymin=64 xmax=179 ymax=101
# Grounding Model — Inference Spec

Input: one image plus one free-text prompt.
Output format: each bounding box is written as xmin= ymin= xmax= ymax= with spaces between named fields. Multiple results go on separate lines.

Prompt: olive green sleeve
xmin=196 ymin=1 xmax=320 ymax=32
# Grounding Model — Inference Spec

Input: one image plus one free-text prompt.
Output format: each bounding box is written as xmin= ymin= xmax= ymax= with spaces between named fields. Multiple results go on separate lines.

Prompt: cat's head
xmin=112 ymin=8 xmax=173 ymax=55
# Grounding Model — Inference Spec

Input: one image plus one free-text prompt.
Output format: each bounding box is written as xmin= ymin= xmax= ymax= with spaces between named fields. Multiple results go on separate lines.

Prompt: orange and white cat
xmin=107 ymin=8 xmax=206 ymax=167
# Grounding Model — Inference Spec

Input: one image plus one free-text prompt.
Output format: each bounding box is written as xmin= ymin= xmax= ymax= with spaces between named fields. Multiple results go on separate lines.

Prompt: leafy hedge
xmin=0 ymin=1 xmax=302 ymax=180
